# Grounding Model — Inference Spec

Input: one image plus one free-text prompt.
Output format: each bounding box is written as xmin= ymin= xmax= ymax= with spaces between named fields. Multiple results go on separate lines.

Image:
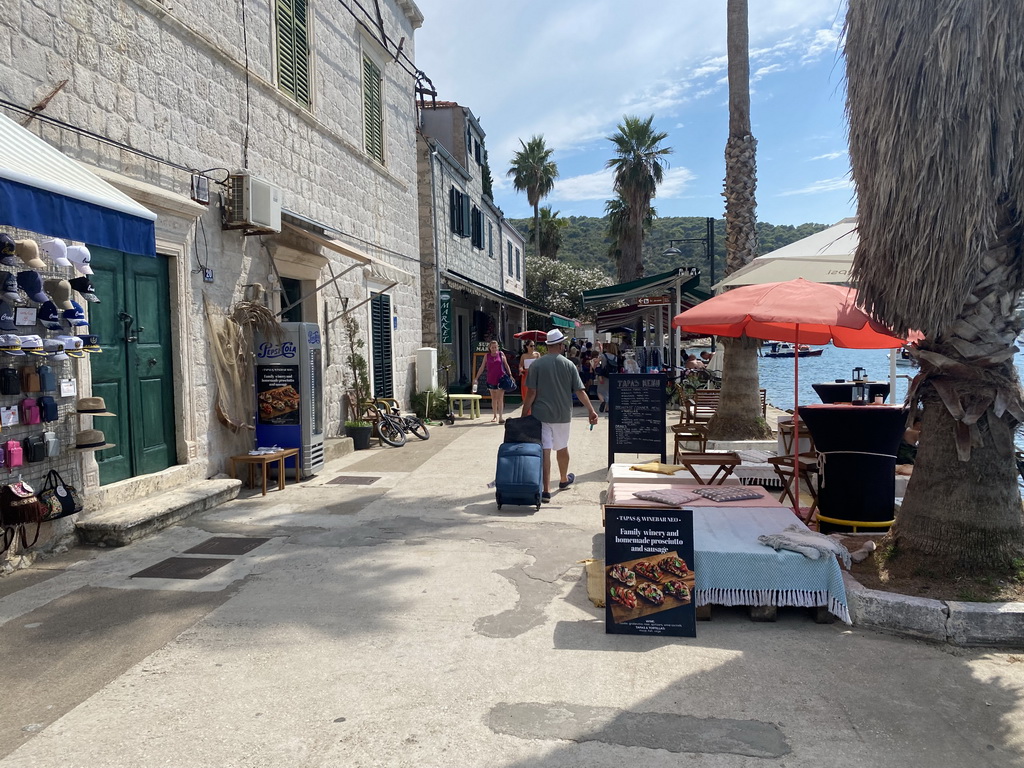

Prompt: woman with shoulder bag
xmin=473 ymin=339 xmax=514 ymax=424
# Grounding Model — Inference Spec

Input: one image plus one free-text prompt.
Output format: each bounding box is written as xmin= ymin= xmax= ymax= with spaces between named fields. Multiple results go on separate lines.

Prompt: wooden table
xmin=448 ymin=394 xmax=482 ymax=419
xmin=673 ymin=451 xmax=742 ymax=485
xmin=228 ymin=448 xmax=300 ymax=495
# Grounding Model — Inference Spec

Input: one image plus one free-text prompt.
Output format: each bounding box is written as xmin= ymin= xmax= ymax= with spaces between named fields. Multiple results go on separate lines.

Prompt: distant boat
xmin=762 ymin=342 xmax=824 ymax=358
xmin=896 ymin=348 xmax=917 ymax=367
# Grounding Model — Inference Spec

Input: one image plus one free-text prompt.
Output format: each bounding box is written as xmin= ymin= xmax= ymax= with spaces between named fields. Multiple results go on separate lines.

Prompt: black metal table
xmin=811 ymin=380 xmax=891 ymax=404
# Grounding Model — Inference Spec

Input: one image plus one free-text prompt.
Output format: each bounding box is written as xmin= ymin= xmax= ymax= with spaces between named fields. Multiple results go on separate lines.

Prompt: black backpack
xmin=22 ymin=434 xmax=45 ymax=463
xmin=0 ymin=368 xmax=19 ymax=396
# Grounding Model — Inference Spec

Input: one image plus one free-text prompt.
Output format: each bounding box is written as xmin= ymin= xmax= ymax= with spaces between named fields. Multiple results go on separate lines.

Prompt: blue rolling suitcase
xmin=494 ymin=442 xmax=543 ymax=510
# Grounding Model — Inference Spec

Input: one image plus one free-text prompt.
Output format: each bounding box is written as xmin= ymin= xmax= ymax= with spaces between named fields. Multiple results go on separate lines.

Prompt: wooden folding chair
xmin=767 ymin=418 xmax=819 ymax=523
xmin=672 ymin=398 xmax=709 ymax=461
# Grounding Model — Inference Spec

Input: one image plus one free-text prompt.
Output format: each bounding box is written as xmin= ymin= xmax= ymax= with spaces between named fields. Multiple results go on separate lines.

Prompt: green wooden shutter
xmin=371 ymin=293 xmax=393 ymax=398
xmin=363 ymin=55 xmax=384 ymax=164
xmin=276 ymin=0 xmax=311 ymax=108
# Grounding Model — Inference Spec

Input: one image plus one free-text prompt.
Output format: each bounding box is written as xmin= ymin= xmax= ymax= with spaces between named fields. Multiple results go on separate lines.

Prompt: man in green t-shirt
xmin=524 ymin=329 xmax=599 ymax=503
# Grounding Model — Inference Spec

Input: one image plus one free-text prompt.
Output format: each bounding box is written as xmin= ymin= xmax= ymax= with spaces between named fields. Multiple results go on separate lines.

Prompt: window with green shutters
xmin=275 ymin=0 xmax=311 ymax=109
xmin=371 ymin=293 xmax=393 ymax=398
xmin=363 ymin=54 xmax=385 ymax=164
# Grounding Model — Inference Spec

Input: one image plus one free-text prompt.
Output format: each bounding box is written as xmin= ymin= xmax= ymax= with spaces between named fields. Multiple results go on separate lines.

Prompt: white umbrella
xmin=715 ymin=218 xmax=858 ymax=289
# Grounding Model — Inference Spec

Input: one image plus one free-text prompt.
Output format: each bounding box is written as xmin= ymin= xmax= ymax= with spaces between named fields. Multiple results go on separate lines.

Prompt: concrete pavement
xmin=0 ymin=408 xmax=1022 ymax=767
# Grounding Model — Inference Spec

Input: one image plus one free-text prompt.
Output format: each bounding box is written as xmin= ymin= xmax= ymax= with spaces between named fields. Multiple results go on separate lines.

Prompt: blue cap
xmin=38 ymin=301 xmax=63 ymax=331
xmin=16 ymin=270 xmax=48 ymax=303
xmin=0 ymin=302 xmax=16 ymax=332
xmin=62 ymin=300 xmax=88 ymax=327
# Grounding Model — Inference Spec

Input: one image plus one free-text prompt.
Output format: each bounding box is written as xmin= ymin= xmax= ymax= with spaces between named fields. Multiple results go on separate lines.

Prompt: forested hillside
xmin=509 ymin=216 xmax=830 ymax=280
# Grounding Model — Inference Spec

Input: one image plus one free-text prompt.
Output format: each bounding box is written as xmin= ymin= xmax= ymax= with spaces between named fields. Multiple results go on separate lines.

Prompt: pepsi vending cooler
xmin=254 ymin=322 xmax=324 ymax=478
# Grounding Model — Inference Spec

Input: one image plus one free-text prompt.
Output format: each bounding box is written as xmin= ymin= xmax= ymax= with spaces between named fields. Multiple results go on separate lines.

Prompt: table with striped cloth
xmin=693 ymin=506 xmax=850 ymax=623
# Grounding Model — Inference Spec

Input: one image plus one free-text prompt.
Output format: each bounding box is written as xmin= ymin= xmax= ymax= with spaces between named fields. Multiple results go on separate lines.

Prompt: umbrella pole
xmin=792 ymin=326 xmax=802 ymax=519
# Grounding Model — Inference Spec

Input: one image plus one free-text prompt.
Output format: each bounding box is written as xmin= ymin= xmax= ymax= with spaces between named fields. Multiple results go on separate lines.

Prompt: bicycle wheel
xmin=376 ymin=415 xmax=407 ymax=447
xmin=407 ymin=417 xmax=430 ymax=440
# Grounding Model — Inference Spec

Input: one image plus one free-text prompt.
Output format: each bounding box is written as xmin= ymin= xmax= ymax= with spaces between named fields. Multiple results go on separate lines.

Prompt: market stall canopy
xmin=550 ymin=312 xmax=579 ymax=329
xmin=0 ymin=112 xmax=156 ymax=256
xmin=581 ymin=267 xmax=700 ymax=307
xmin=596 ymin=286 xmax=710 ymax=335
xmin=714 ymin=218 xmax=858 ymax=289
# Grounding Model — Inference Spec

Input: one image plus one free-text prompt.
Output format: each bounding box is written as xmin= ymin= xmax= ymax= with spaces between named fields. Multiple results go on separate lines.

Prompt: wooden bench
xmin=448 ymin=393 xmax=482 ymax=419
xmin=690 ymin=388 xmax=767 ymax=425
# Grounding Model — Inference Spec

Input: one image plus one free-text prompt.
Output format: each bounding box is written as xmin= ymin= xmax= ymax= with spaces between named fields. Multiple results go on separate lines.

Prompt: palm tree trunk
xmin=892 ymin=208 xmax=1024 ymax=568
xmin=536 ymin=204 xmax=544 ymax=262
xmin=708 ymin=337 xmax=771 ymax=439
xmin=709 ymin=0 xmax=769 ymax=441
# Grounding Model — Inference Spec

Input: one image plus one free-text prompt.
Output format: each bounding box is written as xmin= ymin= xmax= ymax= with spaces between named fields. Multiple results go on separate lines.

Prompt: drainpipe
xmin=428 ymin=141 xmax=442 ymax=347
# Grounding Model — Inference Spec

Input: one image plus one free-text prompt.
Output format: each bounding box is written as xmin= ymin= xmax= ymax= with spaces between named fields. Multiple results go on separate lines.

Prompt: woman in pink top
xmin=473 ymin=340 xmax=513 ymax=423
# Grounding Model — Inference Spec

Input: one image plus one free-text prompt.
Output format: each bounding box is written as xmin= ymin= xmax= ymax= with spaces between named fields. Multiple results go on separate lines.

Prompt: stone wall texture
xmin=0 ymin=0 xmax=424 ymax=484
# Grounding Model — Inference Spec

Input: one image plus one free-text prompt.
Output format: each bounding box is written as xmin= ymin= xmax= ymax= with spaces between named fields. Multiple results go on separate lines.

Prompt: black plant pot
xmin=348 ymin=425 xmax=372 ymax=450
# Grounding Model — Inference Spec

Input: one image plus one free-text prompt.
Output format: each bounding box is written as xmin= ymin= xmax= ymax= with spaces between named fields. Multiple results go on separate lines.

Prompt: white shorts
xmin=540 ymin=421 xmax=571 ymax=451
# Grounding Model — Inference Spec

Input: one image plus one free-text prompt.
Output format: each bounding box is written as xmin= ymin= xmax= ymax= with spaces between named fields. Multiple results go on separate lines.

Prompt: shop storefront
xmin=0 ymin=111 xmax=159 ymax=554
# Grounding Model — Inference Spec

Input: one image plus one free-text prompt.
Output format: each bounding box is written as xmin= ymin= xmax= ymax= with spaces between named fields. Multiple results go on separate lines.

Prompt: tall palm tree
xmin=709 ymin=0 xmax=772 ymax=440
xmin=507 ymin=136 xmax=558 ymax=260
xmin=606 ymin=115 xmax=672 ymax=283
xmin=529 ymin=206 xmax=569 ymax=259
xmin=605 ymin=195 xmax=655 ymax=264
xmin=846 ymin=0 xmax=1024 ymax=568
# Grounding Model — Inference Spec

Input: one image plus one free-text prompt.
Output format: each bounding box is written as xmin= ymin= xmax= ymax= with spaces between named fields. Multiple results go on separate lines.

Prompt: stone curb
xmin=843 ymin=572 xmax=1024 ymax=648
xmin=76 ymin=478 xmax=241 ymax=547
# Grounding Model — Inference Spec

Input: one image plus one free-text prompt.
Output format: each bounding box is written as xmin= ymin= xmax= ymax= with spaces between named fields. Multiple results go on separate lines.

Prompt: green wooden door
xmin=89 ymin=248 xmax=177 ymax=484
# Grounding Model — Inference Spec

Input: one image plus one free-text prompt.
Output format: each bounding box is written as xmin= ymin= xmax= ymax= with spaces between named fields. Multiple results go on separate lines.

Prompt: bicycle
xmin=367 ymin=400 xmax=407 ymax=448
xmin=375 ymin=397 xmax=429 ymax=441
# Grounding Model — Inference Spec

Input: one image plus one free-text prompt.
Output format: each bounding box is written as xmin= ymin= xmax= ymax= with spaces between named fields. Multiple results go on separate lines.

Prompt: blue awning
xmin=0 ymin=112 xmax=157 ymax=256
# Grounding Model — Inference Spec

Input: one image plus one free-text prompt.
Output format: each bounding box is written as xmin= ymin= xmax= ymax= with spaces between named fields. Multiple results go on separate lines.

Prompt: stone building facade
xmin=417 ymin=101 xmax=528 ymax=385
xmin=0 ymin=0 xmax=425 ymax=512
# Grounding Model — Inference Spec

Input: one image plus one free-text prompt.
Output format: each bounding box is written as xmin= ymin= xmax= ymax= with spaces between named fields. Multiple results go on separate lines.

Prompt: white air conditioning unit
xmin=224 ymin=173 xmax=282 ymax=233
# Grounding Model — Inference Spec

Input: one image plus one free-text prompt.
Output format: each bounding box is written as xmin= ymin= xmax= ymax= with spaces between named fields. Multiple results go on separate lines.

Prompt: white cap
xmin=66 ymin=244 xmax=93 ymax=275
xmin=40 ymin=239 xmax=72 ymax=267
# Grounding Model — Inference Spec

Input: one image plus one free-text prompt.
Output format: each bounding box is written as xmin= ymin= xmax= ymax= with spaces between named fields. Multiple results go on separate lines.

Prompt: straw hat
xmin=75 ymin=429 xmax=115 ymax=451
xmin=76 ymin=396 xmax=116 ymax=416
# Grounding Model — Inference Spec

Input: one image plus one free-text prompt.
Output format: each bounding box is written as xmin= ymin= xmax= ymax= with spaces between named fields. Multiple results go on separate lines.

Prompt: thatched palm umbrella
xmin=846 ymin=0 xmax=1024 ymax=568
xmin=711 ymin=0 xmax=772 ymax=441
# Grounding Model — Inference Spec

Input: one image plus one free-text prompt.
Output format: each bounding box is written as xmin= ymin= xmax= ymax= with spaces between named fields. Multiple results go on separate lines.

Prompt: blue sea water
xmin=699 ymin=345 xmax=1024 ymax=413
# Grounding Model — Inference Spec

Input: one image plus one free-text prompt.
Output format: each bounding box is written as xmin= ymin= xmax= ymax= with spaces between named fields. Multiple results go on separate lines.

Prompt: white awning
xmin=0 ymin=112 xmax=157 ymax=255
xmin=715 ymin=218 xmax=858 ymax=289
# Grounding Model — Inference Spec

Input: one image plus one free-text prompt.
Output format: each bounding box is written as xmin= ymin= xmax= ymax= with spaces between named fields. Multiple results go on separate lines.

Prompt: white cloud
xmin=550 ymin=169 xmax=614 ymax=202
xmin=809 ymin=150 xmax=847 ymax=161
xmin=548 ymin=166 xmax=696 ymax=204
xmin=779 ymin=177 xmax=852 ymax=196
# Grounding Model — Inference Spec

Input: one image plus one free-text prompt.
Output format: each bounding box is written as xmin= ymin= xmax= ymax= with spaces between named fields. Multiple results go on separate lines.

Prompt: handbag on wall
xmin=39 ymin=469 xmax=83 ymax=521
xmin=0 ymin=481 xmax=46 ymax=548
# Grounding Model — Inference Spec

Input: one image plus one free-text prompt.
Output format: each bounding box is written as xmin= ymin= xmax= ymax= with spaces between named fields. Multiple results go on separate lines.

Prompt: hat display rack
xmin=0 ymin=226 xmax=109 ymax=549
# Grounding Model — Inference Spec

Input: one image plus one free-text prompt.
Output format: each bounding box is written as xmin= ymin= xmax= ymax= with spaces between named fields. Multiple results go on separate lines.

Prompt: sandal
xmin=558 ymin=473 xmax=575 ymax=490
xmin=541 ymin=492 xmax=551 ymax=503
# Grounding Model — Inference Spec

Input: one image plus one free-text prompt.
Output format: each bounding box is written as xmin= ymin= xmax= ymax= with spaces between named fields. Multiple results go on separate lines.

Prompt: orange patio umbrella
xmin=671 ymin=278 xmax=907 ymax=516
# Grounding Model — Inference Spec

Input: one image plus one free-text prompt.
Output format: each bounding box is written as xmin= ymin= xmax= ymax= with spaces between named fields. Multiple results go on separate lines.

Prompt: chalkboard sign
xmin=607 ymin=373 xmax=666 ymax=465
xmin=604 ymin=505 xmax=697 ymax=637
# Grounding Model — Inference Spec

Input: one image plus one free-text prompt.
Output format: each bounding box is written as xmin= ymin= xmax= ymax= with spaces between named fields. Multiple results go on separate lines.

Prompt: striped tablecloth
xmin=693 ymin=507 xmax=850 ymax=623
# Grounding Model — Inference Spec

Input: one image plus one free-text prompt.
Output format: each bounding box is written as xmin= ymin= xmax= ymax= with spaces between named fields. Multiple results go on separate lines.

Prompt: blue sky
xmin=412 ymin=0 xmax=852 ymax=227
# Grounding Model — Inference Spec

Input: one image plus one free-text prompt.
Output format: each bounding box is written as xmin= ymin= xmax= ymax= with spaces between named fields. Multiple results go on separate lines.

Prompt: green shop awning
xmin=581 ymin=268 xmax=700 ymax=308
xmin=550 ymin=313 xmax=577 ymax=328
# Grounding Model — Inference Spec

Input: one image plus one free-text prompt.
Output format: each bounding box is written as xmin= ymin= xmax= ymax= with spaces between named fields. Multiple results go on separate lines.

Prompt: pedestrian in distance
xmin=523 ymin=329 xmax=599 ymax=503
xmin=473 ymin=339 xmax=514 ymax=424
xmin=518 ymin=339 xmax=541 ymax=407
xmin=595 ymin=341 xmax=620 ymax=414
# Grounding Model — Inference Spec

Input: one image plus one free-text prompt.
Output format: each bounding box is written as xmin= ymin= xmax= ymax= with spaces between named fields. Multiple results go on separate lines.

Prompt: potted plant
xmin=341 ymin=310 xmax=373 ymax=450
